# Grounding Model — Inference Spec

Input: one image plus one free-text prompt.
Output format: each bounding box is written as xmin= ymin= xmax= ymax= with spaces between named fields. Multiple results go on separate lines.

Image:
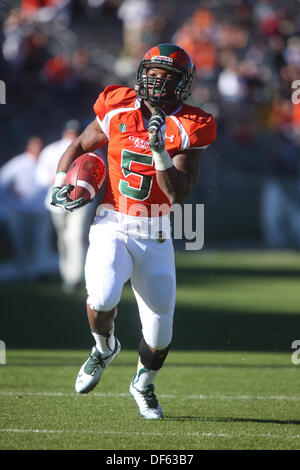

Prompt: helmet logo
xmin=151 ymin=55 xmax=173 ymax=64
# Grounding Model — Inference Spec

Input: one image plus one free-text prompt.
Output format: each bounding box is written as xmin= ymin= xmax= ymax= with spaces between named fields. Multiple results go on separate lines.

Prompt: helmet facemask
xmin=135 ymin=63 xmax=194 ymax=106
xmin=135 ymin=43 xmax=195 ymax=106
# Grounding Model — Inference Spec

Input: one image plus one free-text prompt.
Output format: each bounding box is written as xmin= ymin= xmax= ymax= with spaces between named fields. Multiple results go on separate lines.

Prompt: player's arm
xmin=52 ymin=119 xmax=108 ymax=211
xmin=56 ymin=118 xmax=108 ymax=174
xmin=156 ymin=149 xmax=202 ymax=204
xmin=148 ymin=108 xmax=202 ymax=204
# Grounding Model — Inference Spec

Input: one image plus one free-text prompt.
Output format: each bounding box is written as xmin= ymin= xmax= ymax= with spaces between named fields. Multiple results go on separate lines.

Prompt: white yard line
xmin=0 ymin=428 xmax=299 ymax=440
xmin=184 ymin=394 xmax=300 ymax=401
xmin=0 ymin=391 xmax=299 ymax=400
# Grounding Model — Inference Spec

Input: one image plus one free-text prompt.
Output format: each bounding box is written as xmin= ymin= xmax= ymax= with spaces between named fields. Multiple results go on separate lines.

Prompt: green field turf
xmin=0 ymin=350 xmax=299 ymax=450
xmin=0 ymin=250 xmax=300 ymax=450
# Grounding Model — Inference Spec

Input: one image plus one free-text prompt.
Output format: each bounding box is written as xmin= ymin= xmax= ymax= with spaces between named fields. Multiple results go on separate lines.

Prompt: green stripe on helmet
xmin=158 ymin=43 xmax=180 ymax=56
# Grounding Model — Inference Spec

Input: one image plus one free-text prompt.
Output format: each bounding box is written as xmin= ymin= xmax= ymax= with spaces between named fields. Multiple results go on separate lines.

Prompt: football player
xmin=51 ymin=43 xmax=217 ymax=419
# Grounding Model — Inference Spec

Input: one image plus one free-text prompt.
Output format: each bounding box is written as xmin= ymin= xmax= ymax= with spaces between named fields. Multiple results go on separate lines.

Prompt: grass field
xmin=1 ymin=250 xmax=300 ymax=450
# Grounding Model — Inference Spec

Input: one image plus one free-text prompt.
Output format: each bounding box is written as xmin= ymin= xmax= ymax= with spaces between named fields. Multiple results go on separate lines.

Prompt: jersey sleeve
xmin=93 ymin=92 xmax=107 ymax=122
xmin=93 ymin=86 xmax=118 ymax=136
xmin=93 ymin=85 xmax=137 ymax=138
xmin=189 ymin=114 xmax=217 ymax=149
xmin=176 ymin=105 xmax=217 ymax=151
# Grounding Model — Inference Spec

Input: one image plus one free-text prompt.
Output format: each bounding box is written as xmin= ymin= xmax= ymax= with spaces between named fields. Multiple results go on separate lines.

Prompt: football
xmin=66 ymin=152 xmax=106 ymax=201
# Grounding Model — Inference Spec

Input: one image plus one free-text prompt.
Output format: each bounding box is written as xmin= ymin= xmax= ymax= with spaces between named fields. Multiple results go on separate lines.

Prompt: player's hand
xmin=51 ymin=184 xmax=90 ymax=212
xmin=65 ymin=196 xmax=91 ymax=211
xmin=148 ymin=107 xmax=167 ymax=153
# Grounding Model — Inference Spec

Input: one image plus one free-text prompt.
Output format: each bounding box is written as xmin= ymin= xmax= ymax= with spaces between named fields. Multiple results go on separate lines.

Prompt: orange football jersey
xmin=94 ymin=85 xmax=216 ymax=216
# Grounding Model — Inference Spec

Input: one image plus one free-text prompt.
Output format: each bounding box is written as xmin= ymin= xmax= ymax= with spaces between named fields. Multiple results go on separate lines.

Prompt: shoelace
xmin=84 ymin=341 xmax=118 ymax=375
xmin=84 ymin=353 xmax=106 ymax=374
xmin=140 ymin=386 xmax=159 ymax=409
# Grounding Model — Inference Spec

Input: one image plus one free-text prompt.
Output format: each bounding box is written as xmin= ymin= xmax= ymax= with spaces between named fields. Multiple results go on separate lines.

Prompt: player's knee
xmin=147 ymin=273 xmax=175 ymax=312
xmin=87 ymin=285 xmax=121 ymax=312
xmin=87 ymin=296 xmax=119 ymax=312
xmin=86 ymin=270 xmax=125 ymax=312
xmin=138 ymin=336 xmax=170 ymax=371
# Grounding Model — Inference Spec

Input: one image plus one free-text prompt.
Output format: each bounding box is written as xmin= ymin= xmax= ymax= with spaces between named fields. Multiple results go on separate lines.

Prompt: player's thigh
xmin=131 ymin=239 xmax=176 ymax=348
xmin=133 ymin=238 xmax=176 ymax=311
xmin=85 ymin=225 xmax=133 ymax=311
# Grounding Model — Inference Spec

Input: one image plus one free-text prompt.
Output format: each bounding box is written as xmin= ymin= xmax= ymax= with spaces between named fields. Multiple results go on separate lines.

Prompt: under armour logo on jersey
xmin=166 ymin=134 xmax=175 ymax=143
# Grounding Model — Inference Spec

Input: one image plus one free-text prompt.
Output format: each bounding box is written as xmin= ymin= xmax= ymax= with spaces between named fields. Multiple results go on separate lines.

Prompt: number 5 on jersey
xmin=119 ymin=150 xmax=154 ymax=201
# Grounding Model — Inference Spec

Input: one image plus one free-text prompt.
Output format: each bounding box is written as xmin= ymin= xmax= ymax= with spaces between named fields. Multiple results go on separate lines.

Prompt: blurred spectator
xmin=259 ymin=88 xmax=300 ymax=248
xmin=40 ymin=47 xmax=100 ymax=93
xmin=87 ymin=0 xmax=106 ymax=7
xmin=2 ymin=9 xmax=51 ymax=76
xmin=20 ymin=0 xmax=72 ymax=25
xmin=2 ymin=8 xmax=26 ymax=68
xmin=217 ymin=55 xmax=247 ymax=102
xmin=35 ymin=120 xmax=98 ymax=292
xmin=174 ymin=9 xmax=217 ymax=79
xmin=0 ymin=137 xmax=56 ymax=280
xmin=260 ymin=130 xmax=300 ymax=249
xmin=116 ymin=0 xmax=164 ymax=77
xmin=41 ymin=54 xmax=73 ymax=87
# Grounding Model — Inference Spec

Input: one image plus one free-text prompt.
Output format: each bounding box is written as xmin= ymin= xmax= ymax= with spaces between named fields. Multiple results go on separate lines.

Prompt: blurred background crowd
xmin=0 ymin=0 xmax=300 ymax=286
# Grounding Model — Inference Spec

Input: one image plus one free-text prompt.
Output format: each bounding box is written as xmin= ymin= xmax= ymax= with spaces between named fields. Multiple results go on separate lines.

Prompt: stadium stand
xmin=0 ymin=0 xmax=300 ymax=248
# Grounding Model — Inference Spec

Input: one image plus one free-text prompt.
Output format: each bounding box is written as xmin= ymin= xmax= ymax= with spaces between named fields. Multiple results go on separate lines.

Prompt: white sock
xmin=92 ymin=326 xmax=115 ymax=355
xmin=132 ymin=358 xmax=160 ymax=390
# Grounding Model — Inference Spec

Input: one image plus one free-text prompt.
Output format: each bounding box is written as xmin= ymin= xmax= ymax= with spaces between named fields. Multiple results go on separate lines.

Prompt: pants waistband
xmin=93 ymin=207 xmax=171 ymax=239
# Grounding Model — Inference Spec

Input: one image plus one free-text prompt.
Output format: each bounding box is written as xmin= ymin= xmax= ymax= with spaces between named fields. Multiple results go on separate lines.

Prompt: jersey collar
xmin=135 ymin=97 xmax=183 ymax=116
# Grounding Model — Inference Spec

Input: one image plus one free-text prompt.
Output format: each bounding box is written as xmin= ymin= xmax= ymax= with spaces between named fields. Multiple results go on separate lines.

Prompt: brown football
xmin=66 ymin=152 xmax=106 ymax=201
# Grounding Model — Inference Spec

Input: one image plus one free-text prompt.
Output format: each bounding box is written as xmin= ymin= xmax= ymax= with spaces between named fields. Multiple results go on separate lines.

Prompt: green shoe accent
xmin=85 ymin=341 xmax=120 ymax=375
xmin=75 ymin=339 xmax=121 ymax=394
xmin=130 ymin=381 xmax=163 ymax=419
xmin=132 ymin=366 xmax=151 ymax=385
xmin=137 ymin=384 xmax=159 ymax=409
xmin=83 ymin=349 xmax=104 ymax=375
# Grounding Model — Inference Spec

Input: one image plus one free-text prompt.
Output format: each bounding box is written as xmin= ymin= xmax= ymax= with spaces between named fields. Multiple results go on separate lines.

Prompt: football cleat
xmin=130 ymin=380 xmax=163 ymax=420
xmin=75 ymin=339 xmax=121 ymax=394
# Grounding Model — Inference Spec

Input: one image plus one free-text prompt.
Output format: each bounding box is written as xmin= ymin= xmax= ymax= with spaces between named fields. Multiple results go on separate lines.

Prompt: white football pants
xmin=85 ymin=207 xmax=176 ymax=350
